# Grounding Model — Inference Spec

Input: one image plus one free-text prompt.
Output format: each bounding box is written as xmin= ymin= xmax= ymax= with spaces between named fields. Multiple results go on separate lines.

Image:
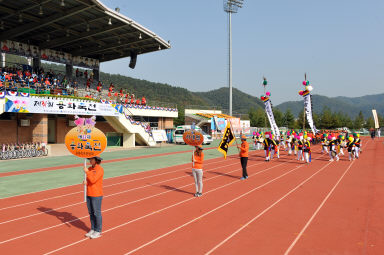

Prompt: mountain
xmin=195 ymin=87 xmax=264 ymax=114
xmin=276 ymin=94 xmax=384 ymax=118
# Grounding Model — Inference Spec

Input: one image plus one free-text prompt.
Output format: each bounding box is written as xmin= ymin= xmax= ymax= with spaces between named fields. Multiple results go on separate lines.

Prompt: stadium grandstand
xmin=0 ymin=0 xmax=177 ymax=154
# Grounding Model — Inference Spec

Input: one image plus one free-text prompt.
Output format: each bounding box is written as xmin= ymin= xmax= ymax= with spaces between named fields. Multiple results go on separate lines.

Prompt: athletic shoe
xmin=245 ymin=176 xmax=248 ymax=179
xmin=198 ymin=192 xmax=202 ymax=197
xmin=90 ymin=231 xmax=101 ymax=239
xmin=194 ymin=193 xmax=199 ymax=197
xmin=85 ymin=230 xmax=94 ymax=237
xmin=336 ymin=158 xmax=339 ymax=161
xmin=329 ymin=159 xmax=334 ymax=162
xmin=240 ymin=177 xmax=246 ymax=180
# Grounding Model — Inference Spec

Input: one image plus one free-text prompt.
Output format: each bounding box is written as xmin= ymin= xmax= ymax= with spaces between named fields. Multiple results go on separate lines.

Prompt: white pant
xmin=322 ymin=145 xmax=328 ymax=153
xmin=355 ymin=147 xmax=360 ymax=158
xmin=297 ymin=150 xmax=304 ymax=161
xmin=329 ymin=151 xmax=339 ymax=161
xmin=192 ymin=169 xmax=203 ymax=193
xmin=304 ymin=152 xmax=310 ymax=163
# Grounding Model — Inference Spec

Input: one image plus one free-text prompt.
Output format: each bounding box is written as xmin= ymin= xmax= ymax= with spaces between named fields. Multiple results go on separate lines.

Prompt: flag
xmin=217 ymin=122 xmax=236 ymax=159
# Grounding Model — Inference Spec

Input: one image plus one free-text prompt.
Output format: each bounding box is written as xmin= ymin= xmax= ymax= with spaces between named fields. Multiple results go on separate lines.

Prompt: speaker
xmin=129 ymin=52 xmax=137 ymax=69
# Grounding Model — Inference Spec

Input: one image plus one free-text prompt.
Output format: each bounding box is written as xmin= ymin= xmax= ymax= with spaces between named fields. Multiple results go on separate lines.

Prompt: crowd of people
xmin=249 ymin=130 xmax=363 ymax=163
xmin=0 ymin=66 xmax=147 ymax=106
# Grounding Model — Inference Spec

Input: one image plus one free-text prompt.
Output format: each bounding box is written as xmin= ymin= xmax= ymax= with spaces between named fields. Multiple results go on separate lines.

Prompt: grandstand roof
xmin=0 ymin=0 xmax=171 ymax=62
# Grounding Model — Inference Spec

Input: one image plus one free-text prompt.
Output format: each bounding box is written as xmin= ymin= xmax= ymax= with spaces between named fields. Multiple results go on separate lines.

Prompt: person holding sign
xmin=83 ymin=156 xmax=104 ymax=239
xmin=238 ymin=135 xmax=249 ymax=180
xmin=192 ymin=145 xmax=204 ymax=197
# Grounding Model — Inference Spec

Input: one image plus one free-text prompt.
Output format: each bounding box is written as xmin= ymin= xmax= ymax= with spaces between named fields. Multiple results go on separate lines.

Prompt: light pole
xmin=224 ymin=0 xmax=244 ymax=116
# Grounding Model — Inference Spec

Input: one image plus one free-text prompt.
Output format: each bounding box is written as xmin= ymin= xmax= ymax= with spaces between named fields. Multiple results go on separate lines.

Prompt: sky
xmin=100 ymin=0 xmax=384 ymax=104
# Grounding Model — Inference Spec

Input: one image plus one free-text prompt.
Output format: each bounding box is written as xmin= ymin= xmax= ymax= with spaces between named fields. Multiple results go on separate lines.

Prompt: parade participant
xmin=297 ymin=136 xmax=304 ymax=161
xmin=238 ymin=135 xmax=249 ymax=180
xmin=303 ymin=137 xmax=311 ymax=163
xmin=328 ymin=136 xmax=339 ymax=161
xmin=347 ymin=137 xmax=356 ymax=161
xmin=337 ymin=135 xmax=345 ymax=157
xmin=321 ymin=134 xmax=328 ymax=154
xmin=263 ymin=133 xmax=272 ymax=161
xmin=270 ymin=135 xmax=279 ymax=160
xmin=354 ymin=134 xmax=361 ymax=159
xmin=291 ymin=135 xmax=297 ymax=156
xmin=192 ymin=145 xmax=204 ymax=197
xmin=287 ymin=135 xmax=293 ymax=154
xmin=257 ymin=134 xmax=263 ymax=150
xmin=83 ymin=156 xmax=104 ymax=239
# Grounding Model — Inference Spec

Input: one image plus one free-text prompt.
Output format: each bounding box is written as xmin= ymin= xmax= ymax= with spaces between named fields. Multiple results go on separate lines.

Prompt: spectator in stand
xmin=135 ymin=98 xmax=141 ymax=105
xmin=45 ymin=78 xmax=51 ymax=88
xmin=84 ymin=70 xmax=88 ymax=79
xmin=76 ymin=68 xmax=79 ymax=78
xmin=141 ymin=97 xmax=146 ymax=106
xmin=96 ymin=83 xmax=102 ymax=96
xmin=86 ymin=79 xmax=91 ymax=91
xmin=108 ymin=91 xmax=112 ymax=99
xmin=130 ymin=96 xmax=135 ymax=105
xmin=124 ymin=97 xmax=129 ymax=105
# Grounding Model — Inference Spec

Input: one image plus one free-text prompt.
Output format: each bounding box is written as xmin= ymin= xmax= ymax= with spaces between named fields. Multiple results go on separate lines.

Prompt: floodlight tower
xmin=224 ymin=0 xmax=244 ymax=116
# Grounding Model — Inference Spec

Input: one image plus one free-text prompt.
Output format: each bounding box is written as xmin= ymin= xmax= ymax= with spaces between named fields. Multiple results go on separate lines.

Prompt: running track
xmin=0 ymin=139 xmax=382 ymax=254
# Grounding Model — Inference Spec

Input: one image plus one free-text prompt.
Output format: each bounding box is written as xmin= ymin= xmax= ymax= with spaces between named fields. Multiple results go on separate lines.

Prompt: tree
xmin=249 ymin=108 xmax=266 ymax=127
xmin=283 ymin=109 xmax=295 ymax=128
xmin=364 ymin=117 xmax=375 ymax=129
xmin=273 ymin=108 xmax=284 ymax=127
xmin=319 ymin=107 xmax=333 ymax=129
xmin=353 ymin=111 xmax=365 ymax=130
xmin=174 ymin=106 xmax=185 ymax=126
xmin=296 ymin=110 xmax=310 ymax=130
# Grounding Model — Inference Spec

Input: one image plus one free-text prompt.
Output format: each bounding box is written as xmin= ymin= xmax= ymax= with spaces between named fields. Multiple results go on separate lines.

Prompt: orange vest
xmin=86 ymin=164 xmax=104 ymax=197
xmin=193 ymin=151 xmax=204 ymax=169
xmin=239 ymin=141 xmax=249 ymax=157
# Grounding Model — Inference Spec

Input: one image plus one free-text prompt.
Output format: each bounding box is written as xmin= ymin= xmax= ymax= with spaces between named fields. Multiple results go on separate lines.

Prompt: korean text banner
xmin=4 ymin=96 xmax=119 ymax=116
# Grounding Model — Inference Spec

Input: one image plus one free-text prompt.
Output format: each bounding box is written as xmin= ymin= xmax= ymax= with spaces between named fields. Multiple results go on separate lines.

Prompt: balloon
xmin=260 ymin=96 xmax=265 ymax=100
xmin=299 ymin=90 xmax=304 ymax=95
xmin=306 ymin=85 xmax=313 ymax=92
xmin=302 ymin=81 xmax=306 ymax=86
xmin=263 ymin=80 xmax=268 ymax=86
xmin=253 ymin=131 xmax=256 ymax=135
xmin=266 ymin=91 xmax=271 ymax=96
xmin=306 ymin=80 xmax=310 ymax=85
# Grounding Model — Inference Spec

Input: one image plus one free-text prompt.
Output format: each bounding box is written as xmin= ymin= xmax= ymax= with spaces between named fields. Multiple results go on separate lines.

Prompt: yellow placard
xmin=65 ymin=126 xmax=107 ymax=158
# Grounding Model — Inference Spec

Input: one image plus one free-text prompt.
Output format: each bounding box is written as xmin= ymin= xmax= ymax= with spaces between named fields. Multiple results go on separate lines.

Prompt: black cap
xmin=87 ymin=156 xmax=103 ymax=161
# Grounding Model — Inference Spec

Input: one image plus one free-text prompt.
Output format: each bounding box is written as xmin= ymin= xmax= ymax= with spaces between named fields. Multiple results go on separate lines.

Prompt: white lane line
xmin=124 ymin=159 xmax=328 ymax=255
xmin=0 ymin=152 xmax=245 ymax=210
xmin=43 ymin=159 xmax=292 ymax=255
xmin=283 ymin=160 xmax=356 ymax=254
xmin=0 ymin=149 xmax=238 ymax=201
xmin=0 ymin=160 xmax=241 ymax=225
xmin=0 ymin=159 xmax=267 ymax=245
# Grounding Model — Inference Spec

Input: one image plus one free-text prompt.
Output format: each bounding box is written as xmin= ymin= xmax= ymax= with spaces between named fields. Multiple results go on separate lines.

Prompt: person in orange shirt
xmin=237 ymin=135 xmax=249 ymax=180
xmin=83 ymin=156 xmax=104 ymax=239
xmin=192 ymin=145 xmax=204 ymax=197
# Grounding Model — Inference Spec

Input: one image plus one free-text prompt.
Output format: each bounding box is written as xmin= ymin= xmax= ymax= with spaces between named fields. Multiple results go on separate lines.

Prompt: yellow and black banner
xmin=218 ymin=122 xmax=236 ymax=159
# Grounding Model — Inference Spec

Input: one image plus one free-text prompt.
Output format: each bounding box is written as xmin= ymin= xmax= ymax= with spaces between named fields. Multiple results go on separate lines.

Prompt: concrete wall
xmin=0 ymin=114 xmax=118 ymax=144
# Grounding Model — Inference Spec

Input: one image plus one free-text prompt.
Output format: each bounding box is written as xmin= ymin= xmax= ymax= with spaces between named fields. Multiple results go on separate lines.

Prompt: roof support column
xmin=32 ymin=56 xmax=41 ymax=73
xmin=92 ymin=68 xmax=99 ymax=82
xmin=0 ymin=53 xmax=5 ymax=68
xmin=65 ymin=63 xmax=73 ymax=79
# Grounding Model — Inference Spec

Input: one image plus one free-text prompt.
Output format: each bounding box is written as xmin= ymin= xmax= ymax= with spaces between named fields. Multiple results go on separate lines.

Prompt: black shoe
xmin=194 ymin=193 xmax=199 ymax=197
xmin=198 ymin=192 xmax=202 ymax=197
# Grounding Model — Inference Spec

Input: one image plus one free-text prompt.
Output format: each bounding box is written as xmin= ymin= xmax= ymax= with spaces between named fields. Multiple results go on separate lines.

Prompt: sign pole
xmin=84 ymin=159 xmax=87 ymax=202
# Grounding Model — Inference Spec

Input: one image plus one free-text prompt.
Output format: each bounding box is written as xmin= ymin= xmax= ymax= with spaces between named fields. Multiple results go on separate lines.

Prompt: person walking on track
xmin=83 ymin=156 xmax=104 ymax=239
xmin=238 ymin=135 xmax=249 ymax=180
xmin=192 ymin=145 xmax=204 ymax=197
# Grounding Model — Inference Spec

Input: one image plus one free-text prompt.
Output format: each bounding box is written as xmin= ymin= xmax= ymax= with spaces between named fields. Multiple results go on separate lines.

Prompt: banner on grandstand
xmin=228 ymin=118 xmax=241 ymax=135
xmin=4 ymin=96 xmax=119 ymax=116
xmin=303 ymin=94 xmax=319 ymax=134
xmin=240 ymin=120 xmax=251 ymax=134
xmin=372 ymin=109 xmax=380 ymax=129
xmin=1 ymin=40 xmax=39 ymax=58
xmin=263 ymin=99 xmax=280 ymax=138
xmin=216 ymin=117 xmax=227 ymax=131
xmin=1 ymin=40 xmax=99 ymax=69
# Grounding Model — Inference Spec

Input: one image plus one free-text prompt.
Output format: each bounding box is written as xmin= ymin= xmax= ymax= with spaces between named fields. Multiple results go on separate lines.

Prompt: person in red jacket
xmin=192 ymin=145 xmax=204 ymax=197
xmin=83 ymin=156 xmax=104 ymax=239
xmin=237 ymin=135 xmax=249 ymax=180
xmin=141 ymin=97 xmax=146 ymax=106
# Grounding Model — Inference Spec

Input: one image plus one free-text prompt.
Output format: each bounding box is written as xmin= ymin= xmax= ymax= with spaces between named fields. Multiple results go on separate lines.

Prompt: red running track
xmin=0 ymin=139 xmax=382 ymax=255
